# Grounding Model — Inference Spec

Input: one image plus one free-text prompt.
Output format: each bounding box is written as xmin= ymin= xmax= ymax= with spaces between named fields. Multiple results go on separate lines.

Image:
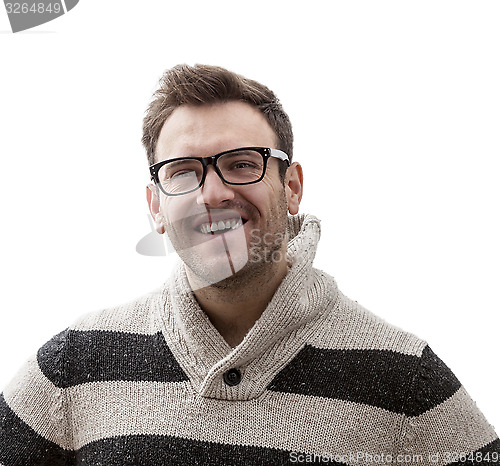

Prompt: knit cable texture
xmin=0 ymin=213 xmax=498 ymax=465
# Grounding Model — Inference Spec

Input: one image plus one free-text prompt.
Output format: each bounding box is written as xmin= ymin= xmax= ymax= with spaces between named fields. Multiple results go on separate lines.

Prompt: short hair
xmin=142 ymin=64 xmax=293 ymax=180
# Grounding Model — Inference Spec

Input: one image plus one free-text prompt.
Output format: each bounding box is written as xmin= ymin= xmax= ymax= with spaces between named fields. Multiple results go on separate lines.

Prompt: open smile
xmin=190 ymin=209 xmax=250 ymax=236
xmin=197 ymin=218 xmax=248 ymax=234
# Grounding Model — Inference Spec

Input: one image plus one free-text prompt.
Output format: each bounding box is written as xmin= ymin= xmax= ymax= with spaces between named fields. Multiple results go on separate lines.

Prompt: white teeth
xmin=198 ymin=219 xmax=244 ymax=234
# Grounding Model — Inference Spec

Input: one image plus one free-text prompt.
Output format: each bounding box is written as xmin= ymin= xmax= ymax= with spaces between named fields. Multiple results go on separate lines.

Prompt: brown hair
xmin=142 ymin=64 xmax=293 ymax=179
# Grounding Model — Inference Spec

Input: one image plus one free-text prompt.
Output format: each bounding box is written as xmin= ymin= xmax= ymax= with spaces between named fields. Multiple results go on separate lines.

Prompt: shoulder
xmin=70 ymin=284 xmax=165 ymax=334
xmin=36 ymin=283 xmax=166 ymax=368
xmin=310 ymin=275 xmax=426 ymax=357
xmin=280 ymin=279 xmax=468 ymax=417
xmin=269 ymin=277 xmax=431 ymax=414
xmin=35 ymin=283 xmax=184 ymax=389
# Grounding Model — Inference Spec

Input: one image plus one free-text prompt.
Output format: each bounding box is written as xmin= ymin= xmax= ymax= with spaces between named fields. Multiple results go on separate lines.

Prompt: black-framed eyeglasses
xmin=149 ymin=146 xmax=290 ymax=196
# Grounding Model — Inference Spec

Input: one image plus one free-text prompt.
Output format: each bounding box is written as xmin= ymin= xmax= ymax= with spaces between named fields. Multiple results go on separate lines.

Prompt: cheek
xmin=261 ymin=174 xmax=286 ymax=204
xmin=243 ymin=179 xmax=285 ymax=216
xmin=161 ymin=197 xmax=193 ymax=224
xmin=262 ymin=168 xmax=285 ymax=196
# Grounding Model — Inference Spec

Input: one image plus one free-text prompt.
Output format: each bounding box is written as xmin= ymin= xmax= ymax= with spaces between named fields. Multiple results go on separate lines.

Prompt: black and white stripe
xmin=268 ymin=344 xmax=461 ymax=416
xmin=37 ymin=329 xmax=189 ymax=387
xmin=1 ymin=327 xmax=498 ymax=465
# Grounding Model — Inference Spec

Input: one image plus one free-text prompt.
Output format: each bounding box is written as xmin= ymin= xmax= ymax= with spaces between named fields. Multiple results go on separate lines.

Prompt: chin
xmin=180 ymin=246 xmax=250 ymax=290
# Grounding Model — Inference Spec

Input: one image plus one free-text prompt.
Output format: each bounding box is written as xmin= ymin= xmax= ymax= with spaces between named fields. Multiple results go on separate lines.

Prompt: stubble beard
xmin=166 ymin=189 xmax=289 ymax=298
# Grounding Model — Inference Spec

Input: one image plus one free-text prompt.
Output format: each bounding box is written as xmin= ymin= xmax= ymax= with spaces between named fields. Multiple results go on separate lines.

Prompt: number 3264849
xmin=5 ymin=3 xmax=62 ymax=14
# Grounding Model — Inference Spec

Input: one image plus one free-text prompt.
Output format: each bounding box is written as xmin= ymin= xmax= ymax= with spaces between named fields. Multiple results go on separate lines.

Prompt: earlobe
xmin=146 ymin=184 xmax=165 ymax=234
xmin=286 ymin=162 xmax=304 ymax=215
xmin=154 ymin=213 xmax=165 ymax=234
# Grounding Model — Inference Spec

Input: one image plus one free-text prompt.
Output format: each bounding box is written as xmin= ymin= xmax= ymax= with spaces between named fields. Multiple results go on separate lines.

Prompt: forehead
xmin=156 ymin=101 xmax=278 ymax=160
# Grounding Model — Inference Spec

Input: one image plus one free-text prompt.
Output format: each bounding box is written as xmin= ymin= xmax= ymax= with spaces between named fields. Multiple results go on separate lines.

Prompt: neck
xmin=187 ymin=255 xmax=289 ymax=348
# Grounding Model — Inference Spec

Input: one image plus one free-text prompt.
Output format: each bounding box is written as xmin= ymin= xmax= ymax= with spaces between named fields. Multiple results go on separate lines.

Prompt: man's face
xmin=152 ymin=101 xmax=292 ymax=290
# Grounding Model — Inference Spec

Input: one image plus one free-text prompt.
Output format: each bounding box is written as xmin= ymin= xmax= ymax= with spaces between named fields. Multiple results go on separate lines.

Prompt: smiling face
xmin=148 ymin=101 xmax=299 ymax=290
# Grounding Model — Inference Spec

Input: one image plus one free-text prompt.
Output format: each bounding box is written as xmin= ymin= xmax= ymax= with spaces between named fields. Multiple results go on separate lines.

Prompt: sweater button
xmin=223 ymin=368 xmax=242 ymax=386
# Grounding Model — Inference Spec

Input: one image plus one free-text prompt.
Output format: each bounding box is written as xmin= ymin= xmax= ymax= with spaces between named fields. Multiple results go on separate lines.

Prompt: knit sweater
xmin=0 ymin=213 xmax=498 ymax=466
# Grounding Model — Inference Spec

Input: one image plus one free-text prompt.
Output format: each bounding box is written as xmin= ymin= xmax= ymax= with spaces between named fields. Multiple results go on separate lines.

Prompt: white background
xmin=1 ymin=0 xmax=499 ymax=432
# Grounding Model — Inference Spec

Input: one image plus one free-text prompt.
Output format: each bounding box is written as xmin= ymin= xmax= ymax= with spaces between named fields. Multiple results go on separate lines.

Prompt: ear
xmin=146 ymin=183 xmax=165 ymax=234
xmin=285 ymin=162 xmax=303 ymax=215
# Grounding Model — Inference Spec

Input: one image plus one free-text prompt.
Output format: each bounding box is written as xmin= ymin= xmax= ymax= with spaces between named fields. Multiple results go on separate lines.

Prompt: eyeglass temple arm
xmin=270 ymin=148 xmax=290 ymax=166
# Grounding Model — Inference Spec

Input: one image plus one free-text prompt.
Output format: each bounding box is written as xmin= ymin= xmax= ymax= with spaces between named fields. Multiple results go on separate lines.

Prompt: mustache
xmin=167 ymin=202 xmax=255 ymax=226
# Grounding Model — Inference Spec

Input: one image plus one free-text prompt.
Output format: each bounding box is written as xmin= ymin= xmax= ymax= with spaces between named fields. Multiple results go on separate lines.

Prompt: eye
xmin=171 ymin=170 xmax=195 ymax=179
xmin=232 ymin=161 xmax=258 ymax=170
xmin=160 ymin=159 xmax=202 ymax=180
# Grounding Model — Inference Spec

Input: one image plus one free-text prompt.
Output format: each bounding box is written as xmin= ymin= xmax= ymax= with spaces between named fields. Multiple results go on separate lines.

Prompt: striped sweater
xmin=0 ymin=213 xmax=498 ymax=465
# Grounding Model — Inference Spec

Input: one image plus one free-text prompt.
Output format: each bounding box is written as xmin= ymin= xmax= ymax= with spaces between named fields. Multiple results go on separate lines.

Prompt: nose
xmin=196 ymin=165 xmax=235 ymax=207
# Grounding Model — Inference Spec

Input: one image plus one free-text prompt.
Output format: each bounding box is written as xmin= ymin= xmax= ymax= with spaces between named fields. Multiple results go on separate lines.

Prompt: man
xmin=0 ymin=64 xmax=498 ymax=465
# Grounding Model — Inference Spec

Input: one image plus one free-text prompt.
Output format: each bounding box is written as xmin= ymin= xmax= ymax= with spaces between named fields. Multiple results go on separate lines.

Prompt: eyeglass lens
xmin=158 ymin=149 xmax=265 ymax=195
